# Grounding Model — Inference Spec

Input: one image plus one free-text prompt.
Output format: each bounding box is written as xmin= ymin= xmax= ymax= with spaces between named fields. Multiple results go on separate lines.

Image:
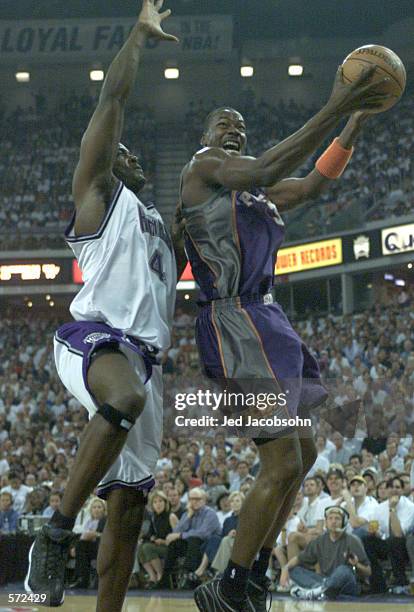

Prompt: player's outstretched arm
xmin=187 ymin=67 xmax=390 ymax=196
xmin=265 ymin=112 xmax=369 ymax=211
xmin=72 ymin=0 xmax=177 ymax=207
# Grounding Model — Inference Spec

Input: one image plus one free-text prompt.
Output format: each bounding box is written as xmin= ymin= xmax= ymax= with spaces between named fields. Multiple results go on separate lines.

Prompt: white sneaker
xmin=290 ymin=584 xmax=326 ymax=600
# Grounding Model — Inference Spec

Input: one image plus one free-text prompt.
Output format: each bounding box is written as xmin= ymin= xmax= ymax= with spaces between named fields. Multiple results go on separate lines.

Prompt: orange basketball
xmin=342 ymin=45 xmax=406 ymax=113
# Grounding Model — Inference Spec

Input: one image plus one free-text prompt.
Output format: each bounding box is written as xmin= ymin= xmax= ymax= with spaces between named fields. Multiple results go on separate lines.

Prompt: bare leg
xmin=143 ymin=562 xmax=158 ymax=582
xmin=260 ymin=435 xmax=317 ymax=551
xmin=96 ymin=488 xmax=146 ymax=612
xmin=230 ymin=432 xmax=303 ymax=567
xmin=195 ymin=553 xmax=210 ymax=577
xmin=151 ymin=557 xmax=163 ymax=581
xmin=60 ymin=350 xmax=146 ymax=519
xmin=287 ymin=532 xmax=312 ymax=560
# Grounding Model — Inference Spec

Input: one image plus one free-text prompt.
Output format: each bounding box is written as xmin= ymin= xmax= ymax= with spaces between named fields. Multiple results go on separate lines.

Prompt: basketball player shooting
xmin=179 ymin=70 xmax=392 ymax=612
xmin=25 ymin=2 xmax=182 ymax=611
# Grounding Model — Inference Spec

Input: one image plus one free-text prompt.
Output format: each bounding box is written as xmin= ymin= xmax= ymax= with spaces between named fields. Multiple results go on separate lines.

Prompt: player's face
xmin=113 ymin=147 xmax=146 ymax=193
xmin=202 ymin=110 xmax=247 ymax=156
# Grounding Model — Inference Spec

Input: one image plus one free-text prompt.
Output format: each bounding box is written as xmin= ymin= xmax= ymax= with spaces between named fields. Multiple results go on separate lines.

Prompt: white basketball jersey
xmin=65 ymin=182 xmax=176 ymax=351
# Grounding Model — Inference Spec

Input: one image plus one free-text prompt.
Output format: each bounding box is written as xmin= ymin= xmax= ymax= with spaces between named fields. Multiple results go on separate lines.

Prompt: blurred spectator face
xmin=206 ymin=473 xmax=218 ymax=486
xmin=376 ymin=481 xmax=389 ymax=502
xmin=90 ymin=500 xmax=106 ymax=520
xmin=25 ymin=474 xmax=36 ymax=487
xmin=315 ymin=435 xmax=326 ymax=452
xmin=9 ymin=475 xmax=21 ymax=490
xmin=156 ymin=470 xmax=169 ymax=484
xmin=180 ymin=466 xmax=192 ymax=482
xmin=188 ymin=489 xmax=206 ymax=512
xmin=162 ymin=481 xmax=173 ymax=495
xmin=217 ymin=494 xmax=230 ymax=512
xmin=293 ymin=490 xmax=304 ymax=512
xmin=229 ymin=493 xmax=243 ymax=514
xmin=174 ymin=478 xmax=186 ymax=496
xmin=151 ymin=494 xmax=166 ymax=515
xmin=49 ymin=493 xmax=61 ymax=511
xmin=327 ymin=474 xmax=344 ymax=496
xmin=350 ymin=456 xmax=362 ymax=471
xmin=387 ymin=478 xmax=404 ymax=499
xmin=0 ymin=492 xmax=13 ymax=511
xmin=386 ymin=441 xmax=398 ymax=458
xmin=237 ymin=462 xmax=249 ymax=478
xmin=350 ymin=479 xmax=367 ymax=499
xmin=303 ymin=478 xmax=318 ymax=498
xmin=203 ymin=443 xmax=213 ymax=457
xmin=228 ymin=456 xmax=238 ymax=470
xmin=167 ymin=488 xmax=181 ymax=508
xmin=400 ymin=474 xmax=411 ymax=496
xmin=362 ymin=451 xmax=375 ymax=468
xmin=325 ymin=509 xmax=344 ymax=533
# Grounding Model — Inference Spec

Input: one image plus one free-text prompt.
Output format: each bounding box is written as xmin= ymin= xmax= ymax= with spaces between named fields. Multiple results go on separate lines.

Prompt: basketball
xmin=342 ymin=44 xmax=406 ymax=113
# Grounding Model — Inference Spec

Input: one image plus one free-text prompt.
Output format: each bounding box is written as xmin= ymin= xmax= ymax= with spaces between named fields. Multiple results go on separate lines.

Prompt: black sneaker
xmin=194 ymin=577 xmax=255 ymax=612
xmin=247 ymin=576 xmax=272 ymax=612
xmin=24 ymin=524 xmax=75 ymax=607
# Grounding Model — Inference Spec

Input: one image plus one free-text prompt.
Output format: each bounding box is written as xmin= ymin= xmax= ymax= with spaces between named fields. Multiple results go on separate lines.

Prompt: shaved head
xmin=203 ymin=107 xmax=243 ymax=132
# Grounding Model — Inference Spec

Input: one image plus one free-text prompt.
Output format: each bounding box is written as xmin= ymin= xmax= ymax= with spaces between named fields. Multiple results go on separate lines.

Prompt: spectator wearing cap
xmin=315 ymin=468 xmax=347 ymax=532
xmin=362 ymin=468 xmax=378 ymax=498
xmin=158 ymin=488 xmax=220 ymax=589
xmin=281 ymin=506 xmax=371 ymax=601
xmin=361 ymin=476 xmax=414 ymax=593
xmin=341 ymin=476 xmax=378 ymax=537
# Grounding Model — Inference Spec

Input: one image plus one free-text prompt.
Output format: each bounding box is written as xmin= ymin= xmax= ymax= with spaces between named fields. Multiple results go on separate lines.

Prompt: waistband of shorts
xmin=199 ymin=287 xmax=278 ymax=311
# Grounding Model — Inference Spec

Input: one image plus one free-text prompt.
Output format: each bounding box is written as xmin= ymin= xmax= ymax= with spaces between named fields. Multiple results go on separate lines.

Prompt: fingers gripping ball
xmin=342 ymin=45 xmax=406 ymax=113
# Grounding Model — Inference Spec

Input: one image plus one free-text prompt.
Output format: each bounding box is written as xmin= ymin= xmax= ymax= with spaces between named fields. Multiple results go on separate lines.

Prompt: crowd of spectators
xmin=0 ymin=92 xmax=156 ymax=250
xmin=1 ymin=295 xmax=414 ymax=597
xmin=184 ymin=93 xmax=414 ymax=240
xmin=1 ymin=87 xmax=413 ymax=250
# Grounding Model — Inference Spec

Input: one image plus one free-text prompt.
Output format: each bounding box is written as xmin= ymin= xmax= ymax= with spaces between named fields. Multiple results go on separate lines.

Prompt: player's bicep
xmin=72 ymin=98 xmax=123 ymax=203
xmin=193 ymin=149 xmax=263 ymax=192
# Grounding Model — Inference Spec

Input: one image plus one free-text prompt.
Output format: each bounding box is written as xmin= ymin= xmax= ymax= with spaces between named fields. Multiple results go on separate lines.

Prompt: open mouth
xmin=223 ymin=140 xmax=241 ymax=152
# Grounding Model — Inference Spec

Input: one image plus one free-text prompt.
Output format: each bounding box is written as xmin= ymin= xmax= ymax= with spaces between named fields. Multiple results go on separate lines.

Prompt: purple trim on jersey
xmin=96 ymin=476 xmax=156 ymax=500
xmin=195 ymin=305 xmax=226 ymax=379
xmin=65 ymin=181 xmax=123 ymax=243
xmin=55 ymin=320 xmax=157 ymax=407
xmin=235 ymin=190 xmax=285 ymax=295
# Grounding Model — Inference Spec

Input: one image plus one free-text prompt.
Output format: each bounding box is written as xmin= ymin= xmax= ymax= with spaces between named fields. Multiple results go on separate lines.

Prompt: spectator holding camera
xmin=281 ymin=506 xmax=371 ymax=601
xmin=361 ymin=476 xmax=414 ymax=593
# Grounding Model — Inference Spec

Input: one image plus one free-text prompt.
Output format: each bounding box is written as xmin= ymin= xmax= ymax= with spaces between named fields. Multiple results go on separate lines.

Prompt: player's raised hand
xmin=138 ymin=0 xmax=179 ymax=43
xmin=325 ymin=65 xmax=392 ymax=116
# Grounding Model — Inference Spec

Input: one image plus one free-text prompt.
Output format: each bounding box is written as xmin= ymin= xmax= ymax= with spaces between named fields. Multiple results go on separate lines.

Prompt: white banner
xmin=382 ymin=223 xmax=414 ymax=255
xmin=0 ymin=15 xmax=233 ymax=62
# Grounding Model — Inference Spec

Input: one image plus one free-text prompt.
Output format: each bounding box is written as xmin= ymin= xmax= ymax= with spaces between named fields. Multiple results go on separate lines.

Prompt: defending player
xmin=25 ymin=2 xmax=183 ymax=610
xmin=180 ymin=72 xmax=391 ymax=612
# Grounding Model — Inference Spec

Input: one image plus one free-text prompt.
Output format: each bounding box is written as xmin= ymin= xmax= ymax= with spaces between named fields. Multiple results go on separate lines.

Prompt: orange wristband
xmin=315 ymin=138 xmax=354 ymax=179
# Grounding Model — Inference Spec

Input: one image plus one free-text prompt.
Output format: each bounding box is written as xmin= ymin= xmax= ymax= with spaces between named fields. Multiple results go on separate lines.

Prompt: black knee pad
xmin=97 ymin=403 xmax=136 ymax=432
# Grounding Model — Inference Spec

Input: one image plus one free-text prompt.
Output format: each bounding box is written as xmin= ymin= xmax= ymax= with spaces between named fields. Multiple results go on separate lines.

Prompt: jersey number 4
xmin=149 ymin=250 xmax=166 ymax=282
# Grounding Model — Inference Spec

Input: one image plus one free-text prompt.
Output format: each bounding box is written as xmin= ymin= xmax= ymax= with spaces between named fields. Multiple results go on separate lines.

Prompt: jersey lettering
xmin=150 ymin=250 xmax=166 ymax=282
